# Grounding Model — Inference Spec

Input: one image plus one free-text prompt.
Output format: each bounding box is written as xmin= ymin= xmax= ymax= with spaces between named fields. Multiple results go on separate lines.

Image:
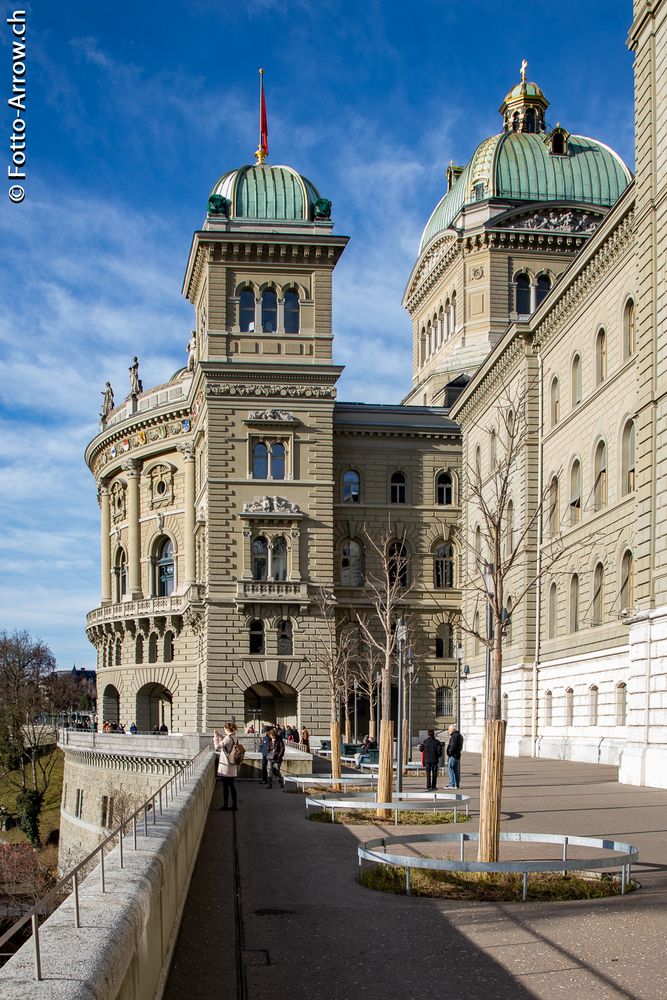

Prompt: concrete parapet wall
xmin=0 ymin=752 xmax=216 ymax=1000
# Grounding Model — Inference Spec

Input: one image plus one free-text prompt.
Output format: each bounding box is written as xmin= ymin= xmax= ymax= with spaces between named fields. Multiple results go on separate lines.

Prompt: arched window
xmin=502 ymin=693 xmax=509 ymax=721
xmin=474 ymin=446 xmax=482 ymax=484
xmin=472 ymin=697 xmax=477 ymax=725
xmin=277 ymin=619 xmax=293 ymax=655
xmin=548 ymin=582 xmax=557 ymax=639
xmin=512 ymin=111 xmax=520 ymax=132
xmin=342 ymin=469 xmax=360 ymax=503
xmin=589 ymin=685 xmax=599 ymax=726
xmin=596 ymin=328 xmax=607 ymax=384
xmin=624 ymin=299 xmax=635 ymax=358
xmin=272 ymin=536 xmax=288 ymax=581
xmin=445 ymin=298 xmax=451 ymax=338
xmin=570 ymin=460 xmax=581 ymax=525
xmin=570 ymin=574 xmax=580 ymax=632
xmin=505 ymin=596 xmax=513 ymax=644
xmin=164 ymin=630 xmax=174 ymax=663
xmin=434 ymin=543 xmax=455 ymax=589
xmin=616 ymin=682 xmax=627 ymax=725
xmin=426 ymin=320 xmax=432 ymax=356
xmin=435 ymin=686 xmax=453 ymax=716
xmin=489 ymin=430 xmax=497 ymax=469
xmin=341 ymin=539 xmax=363 ymax=586
xmin=515 ymin=273 xmax=531 ymax=314
xmin=156 ymin=538 xmax=174 ymax=596
xmin=594 ymin=441 xmax=607 ymax=510
xmin=114 ymin=548 xmax=127 ymax=603
xmin=270 ymin=442 xmax=285 ymax=480
xmin=253 ymin=442 xmax=268 ymax=479
xmin=148 ymin=633 xmax=158 ymax=664
xmin=249 ymin=619 xmax=264 ymax=654
xmin=239 ymin=287 xmax=255 ymax=332
xmin=115 ymin=638 xmax=122 ymax=666
xmin=435 ymin=623 xmax=454 ymax=658
xmin=549 ymin=476 xmax=560 ymax=536
xmin=284 ymin=290 xmax=300 ymax=334
xmin=620 ymin=550 xmax=634 ymax=610
xmin=451 ymin=291 xmax=457 ymax=332
xmin=536 ymin=274 xmax=551 ymax=307
xmin=622 ymin=421 xmax=635 ymax=495
xmin=506 ymin=500 xmax=515 ymax=555
xmin=261 ymin=288 xmax=278 ymax=333
xmin=473 ymin=611 xmax=480 ymax=655
xmin=388 ymin=541 xmax=408 ymax=587
xmin=525 ymin=108 xmax=536 ymax=133
xmin=390 ymin=471 xmax=407 ymax=504
xmin=593 ymin=562 xmax=605 ymax=625
xmin=252 ymin=536 xmax=268 ymax=581
xmin=135 ymin=635 xmax=144 ymax=665
xmin=438 ymin=305 xmax=445 ymax=345
xmin=551 ymin=131 xmax=566 ymax=155
xmin=545 ymin=690 xmax=553 ymax=726
xmin=571 ymin=353 xmax=582 ymax=407
xmin=474 ymin=525 xmax=482 ymax=570
xmin=565 ymin=687 xmax=574 ymax=727
xmin=550 ymin=377 xmax=560 ymax=426
xmin=436 ymin=472 xmax=453 ymax=505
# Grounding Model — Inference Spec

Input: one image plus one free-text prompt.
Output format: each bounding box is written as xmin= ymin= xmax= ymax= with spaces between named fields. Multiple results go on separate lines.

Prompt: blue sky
xmin=0 ymin=0 xmax=634 ymax=667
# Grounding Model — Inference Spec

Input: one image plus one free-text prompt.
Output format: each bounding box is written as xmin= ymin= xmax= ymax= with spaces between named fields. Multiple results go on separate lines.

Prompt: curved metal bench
xmin=358 ymin=831 xmax=639 ymax=899
xmin=305 ymin=790 xmax=470 ymax=825
xmin=284 ymin=773 xmax=378 ymax=791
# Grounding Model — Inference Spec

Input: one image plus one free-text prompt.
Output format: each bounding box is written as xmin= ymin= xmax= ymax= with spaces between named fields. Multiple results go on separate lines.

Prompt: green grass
xmin=359 ymin=864 xmax=635 ymax=901
xmin=0 ymin=748 xmax=64 ymax=866
xmin=309 ymin=808 xmax=456 ymax=825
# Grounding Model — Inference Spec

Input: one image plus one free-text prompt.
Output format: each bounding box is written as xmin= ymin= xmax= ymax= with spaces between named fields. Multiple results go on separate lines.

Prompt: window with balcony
xmin=155 ymin=537 xmax=175 ymax=596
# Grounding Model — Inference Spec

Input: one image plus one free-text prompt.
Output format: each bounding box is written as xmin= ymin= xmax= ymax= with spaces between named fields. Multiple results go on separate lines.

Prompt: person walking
xmin=301 ymin=726 xmax=310 ymax=753
xmin=419 ymin=729 xmax=443 ymax=790
xmin=259 ymin=728 xmax=270 ymax=784
xmin=446 ymin=723 xmax=464 ymax=788
xmin=266 ymin=728 xmax=285 ymax=789
xmin=214 ymin=723 xmax=239 ymax=810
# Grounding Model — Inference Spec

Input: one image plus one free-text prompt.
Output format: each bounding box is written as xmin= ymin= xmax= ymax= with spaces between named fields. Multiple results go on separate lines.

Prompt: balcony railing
xmin=86 ymin=589 xmax=203 ymax=628
xmin=235 ymin=580 xmax=309 ymax=604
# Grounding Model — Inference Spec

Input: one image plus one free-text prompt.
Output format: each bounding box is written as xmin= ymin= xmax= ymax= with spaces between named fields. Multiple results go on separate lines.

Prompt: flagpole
xmin=255 ymin=68 xmax=268 ymax=164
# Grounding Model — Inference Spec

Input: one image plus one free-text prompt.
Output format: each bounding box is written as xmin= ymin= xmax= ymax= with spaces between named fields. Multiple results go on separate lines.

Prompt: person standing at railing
xmin=214 ymin=723 xmax=239 ymax=810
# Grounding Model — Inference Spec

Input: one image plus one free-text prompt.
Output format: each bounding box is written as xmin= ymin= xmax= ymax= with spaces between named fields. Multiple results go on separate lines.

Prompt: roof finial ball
xmin=520 ymin=58 xmax=528 ymax=84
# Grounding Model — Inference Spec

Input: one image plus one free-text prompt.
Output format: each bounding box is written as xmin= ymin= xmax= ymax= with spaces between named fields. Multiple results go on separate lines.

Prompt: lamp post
xmin=375 ymin=671 xmax=381 ymax=743
xmin=455 ymin=642 xmax=463 ymax=725
xmin=396 ymin=618 xmax=407 ymax=793
xmin=407 ymin=646 xmax=415 ymax=765
xmin=353 ymin=680 xmax=358 ymax=743
xmin=483 ymin=562 xmax=495 ymax=720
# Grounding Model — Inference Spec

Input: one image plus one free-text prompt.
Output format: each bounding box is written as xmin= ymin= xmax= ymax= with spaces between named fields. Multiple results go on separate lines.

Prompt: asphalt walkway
xmin=164 ymin=754 xmax=667 ymax=1000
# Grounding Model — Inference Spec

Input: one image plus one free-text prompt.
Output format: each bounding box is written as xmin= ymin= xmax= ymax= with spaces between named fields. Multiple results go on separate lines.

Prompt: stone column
xmin=123 ymin=459 xmax=142 ymax=598
xmin=277 ymin=297 xmax=285 ymax=334
xmin=99 ymin=481 xmax=111 ymax=605
xmin=178 ymin=443 xmax=196 ymax=588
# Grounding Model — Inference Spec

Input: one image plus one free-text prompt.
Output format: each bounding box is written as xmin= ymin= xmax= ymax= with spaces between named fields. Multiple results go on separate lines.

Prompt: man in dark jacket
xmin=419 ymin=729 xmax=442 ymax=790
xmin=446 ymin=724 xmax=464 ymax=788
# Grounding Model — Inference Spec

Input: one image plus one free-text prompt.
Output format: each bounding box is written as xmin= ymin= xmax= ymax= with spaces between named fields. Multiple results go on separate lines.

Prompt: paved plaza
xmin=164 ymin=754 xmax=667 ymax=1000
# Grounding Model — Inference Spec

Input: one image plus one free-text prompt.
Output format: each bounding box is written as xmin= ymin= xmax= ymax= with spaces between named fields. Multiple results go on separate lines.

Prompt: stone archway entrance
xmin=102 ymin=684 xmax=120 ymax=726
xmin=136 ymin=682 xmax=173 ymax=733
xmin=244 ymin=681 xmax=298 ymax=731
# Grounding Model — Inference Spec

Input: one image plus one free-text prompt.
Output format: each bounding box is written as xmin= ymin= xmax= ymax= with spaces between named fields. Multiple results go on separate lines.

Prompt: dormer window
xmin=473 ymin=181 xmax=486 ymax=201
xmin=547 ymin=125 xmax=570 ymax=157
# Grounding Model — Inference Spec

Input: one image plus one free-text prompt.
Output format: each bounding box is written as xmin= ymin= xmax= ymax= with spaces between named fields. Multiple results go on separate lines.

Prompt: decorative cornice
xmin=206 ymin=383 xmax=336 ymax=399
xmin=240 ymin=496 xmax=304 ymax=516
xmin=405 ymin=236 xmax=462 ymax=312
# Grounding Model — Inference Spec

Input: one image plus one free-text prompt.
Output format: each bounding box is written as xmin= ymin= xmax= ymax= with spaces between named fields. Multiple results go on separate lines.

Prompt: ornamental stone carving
xmin=248 ymin=409 xmax=298 ymax=422
xmin=206 ymin=383 xmax=335 ymax=399
xmin=242 ymin=496 xmax=303 ymax=515
xmin=502 ymin=209 xmax=601 ymax=234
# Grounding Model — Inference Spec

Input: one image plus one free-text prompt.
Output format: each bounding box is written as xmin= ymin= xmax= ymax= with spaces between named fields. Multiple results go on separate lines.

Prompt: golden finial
xmin=520 ymin=58 xmax=528 ymax=84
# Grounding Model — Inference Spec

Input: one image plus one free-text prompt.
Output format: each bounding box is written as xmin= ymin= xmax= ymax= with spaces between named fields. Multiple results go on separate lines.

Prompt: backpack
xmin=231 ymin=740 xmax=246 ymax=765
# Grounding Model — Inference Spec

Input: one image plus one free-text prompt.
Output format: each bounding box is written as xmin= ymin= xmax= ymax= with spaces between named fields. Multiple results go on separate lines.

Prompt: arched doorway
xmin=136 ymin=682 xmax=173 ymax=733
xmin=244 ymin=681 xmax=298 ymax=731
xmin=102 ymin=684 xmax=120 ymax=726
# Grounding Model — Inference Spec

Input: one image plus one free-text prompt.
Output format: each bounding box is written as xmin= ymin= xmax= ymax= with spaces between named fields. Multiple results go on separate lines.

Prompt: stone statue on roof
xmin=100 ymin=382 xmax=114 ymax=420
xmin=129 ymin=357 xmax=143 ymax=395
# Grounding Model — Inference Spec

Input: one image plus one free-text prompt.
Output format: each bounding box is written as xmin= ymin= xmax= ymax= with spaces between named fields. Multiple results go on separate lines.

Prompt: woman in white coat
xmin=214 ymin=723 xmax=238 ymax=811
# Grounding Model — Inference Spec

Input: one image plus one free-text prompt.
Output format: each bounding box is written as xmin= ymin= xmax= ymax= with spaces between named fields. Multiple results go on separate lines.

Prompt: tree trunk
xmin=330 ymin=719 xmax=341 ymax=791
xmin=402 ymin=717 xmax=409 ymax=772
xmin=344 ymin=694 xmax=351 ymax=743
xmin=477 ymin=718 xmax=506 ymax=862
xmin=369 ymin=699 xmax=376 ymax=741
xmin=376 ymin=719 xmax=393 ymax=819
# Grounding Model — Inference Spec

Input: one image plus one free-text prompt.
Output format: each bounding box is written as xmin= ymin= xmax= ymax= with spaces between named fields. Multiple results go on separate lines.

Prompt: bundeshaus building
xmin=82 ymin=1 xmax=667 ymax=794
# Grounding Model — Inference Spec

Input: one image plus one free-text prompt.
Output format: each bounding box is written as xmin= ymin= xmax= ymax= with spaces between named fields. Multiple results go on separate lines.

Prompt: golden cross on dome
xmin=520 ymin=58 xmax=528 ymax=83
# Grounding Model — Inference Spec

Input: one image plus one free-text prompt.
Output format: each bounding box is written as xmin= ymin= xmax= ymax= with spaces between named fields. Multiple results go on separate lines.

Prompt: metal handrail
xmin=0 ymin=743 xmax=214 ymax=980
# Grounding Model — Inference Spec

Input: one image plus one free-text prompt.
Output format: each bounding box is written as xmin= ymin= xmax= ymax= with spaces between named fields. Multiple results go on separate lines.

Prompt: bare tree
xmin=0 ymin=631 xmax=58 ymax=847
xmin=352 ymin=635 xmax=382 ymax=741
xmin=356 ymin=528 xmax=412 ymax=812
xmin=457 ymin=379 xmax=571 ymax=862
xmin=311 ymin=589 xmax=356 ymax=784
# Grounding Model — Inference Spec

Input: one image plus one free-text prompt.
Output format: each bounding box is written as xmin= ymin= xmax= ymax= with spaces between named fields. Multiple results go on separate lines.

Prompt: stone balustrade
xmin=235 ymin=580 xmax=309 ymax=610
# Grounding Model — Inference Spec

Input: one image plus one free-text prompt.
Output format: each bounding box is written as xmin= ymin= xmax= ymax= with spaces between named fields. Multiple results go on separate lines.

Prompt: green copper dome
xmin=208 ymin=163 xmax=330 ymax=222
xmin=419 ymin=131 xmax=632 ymax=254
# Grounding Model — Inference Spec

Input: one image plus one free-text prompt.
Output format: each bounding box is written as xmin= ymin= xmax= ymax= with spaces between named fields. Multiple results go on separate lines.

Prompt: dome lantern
xmin=499 ymin=60 xmax=549 ymax=134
